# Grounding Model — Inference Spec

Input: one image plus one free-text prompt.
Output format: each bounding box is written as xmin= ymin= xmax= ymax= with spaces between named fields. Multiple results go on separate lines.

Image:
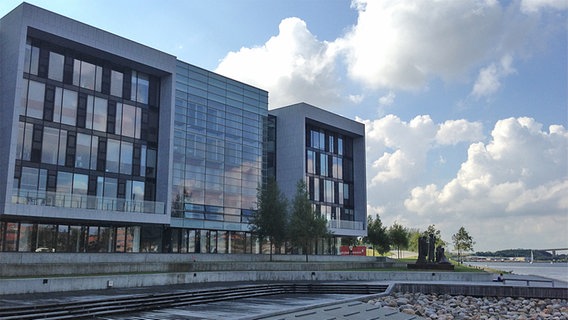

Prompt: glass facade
xmin=13 ymin=38 xmax=161 ymax=216
xmin=1 ymin=6 xmax=363 ymax=254
xmin=306 ymin=123 xmax=355 ymax=223
xmin=171 ymin=62 xmax=268 ymax=227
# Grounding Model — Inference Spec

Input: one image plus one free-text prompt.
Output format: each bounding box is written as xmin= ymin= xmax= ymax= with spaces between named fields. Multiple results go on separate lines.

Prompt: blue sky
xmin=2 ymin=0 xmax=566 ymax=252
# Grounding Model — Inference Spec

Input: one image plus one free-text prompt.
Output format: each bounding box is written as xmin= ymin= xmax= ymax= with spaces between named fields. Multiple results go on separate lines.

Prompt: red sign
xmin=340 ymin=245 xmax=366 ymax=256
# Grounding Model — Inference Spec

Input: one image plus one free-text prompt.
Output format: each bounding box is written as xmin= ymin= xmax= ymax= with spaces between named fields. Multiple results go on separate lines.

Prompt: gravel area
xmin=367 ymin=292 xmax=568 ymax=320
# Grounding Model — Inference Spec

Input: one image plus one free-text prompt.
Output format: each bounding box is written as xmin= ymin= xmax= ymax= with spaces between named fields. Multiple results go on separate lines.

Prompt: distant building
xmin=0 ymin=3 xmax=366 ymax=254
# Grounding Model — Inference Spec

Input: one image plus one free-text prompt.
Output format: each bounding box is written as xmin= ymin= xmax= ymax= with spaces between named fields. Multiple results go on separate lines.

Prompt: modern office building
xmin=0 ymin=3 xmax=366 ymax=254
xmin=269 ymin=103 xmax=367 ymax=242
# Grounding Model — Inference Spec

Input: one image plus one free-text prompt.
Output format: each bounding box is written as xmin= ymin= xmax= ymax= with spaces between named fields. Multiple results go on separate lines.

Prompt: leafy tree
xmin=288 ymin=180 xmax=328 ymax=262
xmin=452 ymin=226 xmax=475 ymax=264
xmin=388 ymin=222 xmax=409 ymax=259
xmin=365 ymin=215 xmax=391 ymax=256
xmin=422 ymin=224 xmax=446 ymax=248
xmin=249 ymin=177 xmax=288 ymax=261
xmin=406 ymin=228 xmax=421 ymax=252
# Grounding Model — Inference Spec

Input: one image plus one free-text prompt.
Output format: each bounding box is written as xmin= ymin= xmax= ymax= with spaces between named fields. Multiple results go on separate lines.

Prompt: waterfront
xmin=468 ymin=261 xmax=568 ymax=283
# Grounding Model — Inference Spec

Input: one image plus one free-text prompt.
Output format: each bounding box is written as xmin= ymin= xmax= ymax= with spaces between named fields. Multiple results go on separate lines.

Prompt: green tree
xmin=249 ymin=177 xmax=288 ymax=261
xmin=365 ymin=215 xmax=391 ymax=256
xmin=422 ymin=224 xmax=446 ymax=248
xmin=288 ymin=180 xmax=328 ymax=262
xmin=388 ymin=222 xmax=409 ymax=259
xmin=452 ymin=226 xmax=475 ymax=264
xmin=407 ymin=228 xmax=421 ymax=253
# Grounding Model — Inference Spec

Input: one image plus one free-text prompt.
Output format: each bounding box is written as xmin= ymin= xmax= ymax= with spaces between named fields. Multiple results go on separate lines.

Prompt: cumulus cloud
xmin=215 ymin=17 xmax=340 ymax=109
xmin=340 ymin=0 xmax=506 ymax=90
xmin=215 ymin=0 xmax=562 ymax=108
xmin=361 ymin=115 xmax=483 ymax=185
xmin=404 ymin=118 xmax=568 ymax=247
xmin=436 ymin=119 xmax=484 ymax=145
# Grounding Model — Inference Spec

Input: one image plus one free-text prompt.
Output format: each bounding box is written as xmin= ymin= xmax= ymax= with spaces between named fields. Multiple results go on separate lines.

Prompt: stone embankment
xmin=368 ymin=292 xmax=568 ymax=320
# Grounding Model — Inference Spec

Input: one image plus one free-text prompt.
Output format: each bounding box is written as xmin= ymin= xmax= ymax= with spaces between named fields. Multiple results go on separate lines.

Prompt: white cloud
xmin=379 ymin=91 xmax=396 ymax=107
xmin=404 ymin=118 xmax=568 ymax=249
xmin=348 ymin=94 xmax=364 ymax=104
xmin=471 ymin=55 xmax=516 ymax=99
xmin=341 ymin=0 xmax=506 ymax=90
xmin=215 ymin=17 xmax=340 ymax=109
xmin=362 ymin=115 xmax=436 ymax=185
xmin=215 ymin=1 xmax=558 ymax=108
xmin=521 ymin=0 xmax=568 ymax=13
xmin=436 ymin=119 xmax=484 ymax=145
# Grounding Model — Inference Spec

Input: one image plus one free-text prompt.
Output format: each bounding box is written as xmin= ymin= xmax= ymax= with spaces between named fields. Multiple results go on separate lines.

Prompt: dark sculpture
xmin=428 ymin=233 xmax=435 ymax=263
xmin=417 ymin=236 xmax=428 ymax=264
xmin=408 ymin=233 xmax=454 ymax=270
xmin=435 ymin=245 xmax=450 ymax=264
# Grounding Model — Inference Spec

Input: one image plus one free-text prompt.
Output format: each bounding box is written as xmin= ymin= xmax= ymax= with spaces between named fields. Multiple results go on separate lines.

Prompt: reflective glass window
xmin=20 ymin=79 xmax=29 ymax=116
xmin=126 ymin=180 xmax=144 ymax=201
xmin=42 ymin=127 xmax=59 ymax=164
xmin=20 ymin=167 xmax=39 ymax=191
xmin=61 ymin=89 xmax=77 ymax=126
xmin=18 ymin=223 xmax=33 ymax=252
xmin=24 ymin=41 xmax=39 ymax=75
xmin=86 ymin=96 xmax=107 ymax=132
xmin=140 ymin=145 xmax=147 ymax=177
xmin=131 ymin=71 xmax=149 ymax=104
xmin=104 ymin=178 xmax=118 ymax=198
xmin=120 ymin=141 xmax=133 ymax=174
xmin=76 ymin=60 xmax=95 ymax=90
xmin=56 ymin=171 xmax=73 ymax=194
xmin=75 ymin=133 xmax=91 ymax=169
xmin=56 ymin=225 xmax=69 ymax=252
xmin=48 ymin=52 xmax=64 ymax=82
xmin=53 ymin=88 xmax=62 ymax=123
xmin=110 ymin=70 xmax=123 ymax=97
xmin=58 ymin=130 xmax=67 ymax=166
xmin=26 ymin=80 xmax=45 ymax=119
xmin=121 ymin=103 xmax=136 ymax=137
xmin=106 ymin=139 xmax=120 ymax=173
xmin=307 ymin=150 xmax=315 ymax=174
xmin=18 ymin=122 xmax=33 ymax=161
xmin=115 ymin=103 xmax=122 ymax=135
xmin=73 ymin=174 xmax=88 ymax=195
xmin=90 ymin=136 xmax=98 ymax=170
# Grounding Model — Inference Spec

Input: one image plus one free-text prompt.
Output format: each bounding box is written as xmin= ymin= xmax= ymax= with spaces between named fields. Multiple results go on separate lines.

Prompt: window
xmin=24 ymin=41 xmax=39 ymax=75
xmin=48 ymin=52 xmax=64 ymax=82
xmin=86 ymin=95 xmax=107 ymax=132
xmin=58 ymin=130 xmax=68 ymax=166
xmin=106 ymin=139 xmax=120 ymax=173
xmin=75 ymin=133 xmax=97 ymax=170
xmin=126 ymin=180 xmax=144 ymax=201
xmin=17 ymin=122 xmax=33 ymax=161
xmin=56 ymin=172 xmax=73 ymax=194
xmin=75 ymin=133 xmax=90 ymax=169
xmin=60 ymin=89 xmax=77 ymax=126
xmin=73 ymin=59 xmax=102 ymax=92
xmin=110 ymin=70 xmax=123 ymax=97
xmin=25 ymin=80 xmax=45 ymax=119
xmin=116 ymin=103 xmax=141 ymax=138
xmin=120 ymin=141 xmax=133 ymax=174
xmin=131 ymin=70 xmax=149 ymax=104
xmin=42 ymin=127 xmax=60 ymax=164
xmin=72 ymin=174 xmax=88 ymax=195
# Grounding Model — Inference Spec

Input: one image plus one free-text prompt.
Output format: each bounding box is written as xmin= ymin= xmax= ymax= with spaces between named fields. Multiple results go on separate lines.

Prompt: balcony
xmin=11 ymin=189 xmax=165 ymax=214
xmin=327 ymin=219 xmax=364 ymax=230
